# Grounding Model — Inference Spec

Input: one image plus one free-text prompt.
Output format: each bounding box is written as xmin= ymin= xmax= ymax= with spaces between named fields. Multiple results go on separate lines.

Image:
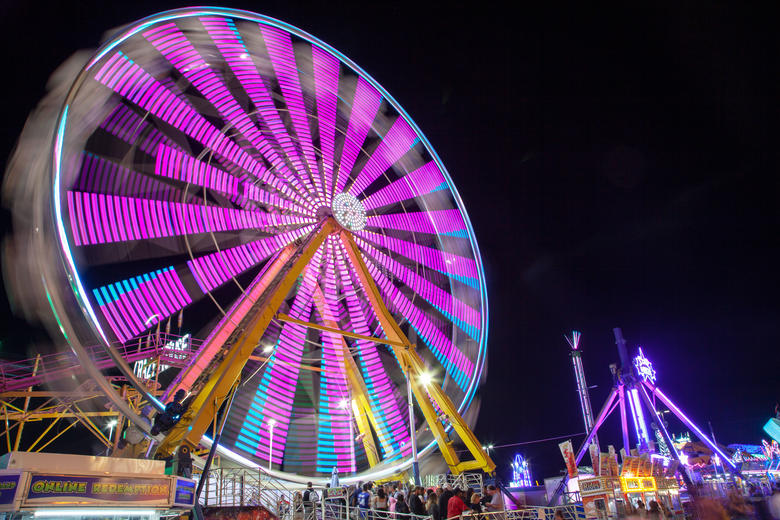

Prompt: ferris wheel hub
xmin=332 ymin=192 xmax=367 ymax=231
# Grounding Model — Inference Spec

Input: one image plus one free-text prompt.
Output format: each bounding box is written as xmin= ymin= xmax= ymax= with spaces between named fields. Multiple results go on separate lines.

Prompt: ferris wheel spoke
xmin=345 ymin=116 xmax=417 ymax=198
xmin=200 ymin=17 xmax=326 ymax=205
xmin=333 ymin=78 xmax=382 ymax=196
xmin=155 ymin=144 xmax=310 ymax=215
xmin=366 ymin=209 xmax=468 ymax=236
xmin=78 ymin=153 xmax=196 ymax=205
xmin=355 ymin=230 xmax=480 ymax=289
xmin=259 ymin=25 xmax=327 ymax=203
xmin=143 ymin=23 xmax=319 ymax=212
xmin=187 ymin=224 xmax=316 ymax=293
xmin=311 ymin=46 xmax=339 ymax=206
xmin=348 ymin=242 xmax=474 ymax=391
xmin=360 ymin=161 xmax=446 ymax=211
xmin=66 ymin=191 xmax=315 ymax=246
xmin=333 ymin=243 xmax=412 ymax=458
xmin=92 ymin=266 xmax=193 ymax=343
xmin=94 ymin=51 xmax=296 ymax=201
xmin=235 ymin=245 xmax=325 ymax=465
xmin=99 ymin=103 xmax=176 ymax=156
xmin=355 ymin=238 xmax=481 ymax=341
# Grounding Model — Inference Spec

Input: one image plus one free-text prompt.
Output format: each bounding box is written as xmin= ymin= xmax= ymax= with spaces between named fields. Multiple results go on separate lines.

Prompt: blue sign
xmin=174 ymin=478 xmax=196 ymax=506
xmin=26 ymin=474 xmax=170 ymax=504
xmin=0 ymin=474 xmax=20 ymax=504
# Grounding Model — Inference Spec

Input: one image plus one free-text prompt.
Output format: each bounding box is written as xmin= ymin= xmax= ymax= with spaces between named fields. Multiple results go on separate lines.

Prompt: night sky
xmin=1 ymin=2 xmax=778 ymax=482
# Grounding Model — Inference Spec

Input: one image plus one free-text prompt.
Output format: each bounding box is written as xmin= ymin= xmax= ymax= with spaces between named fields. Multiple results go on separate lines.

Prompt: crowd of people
xmin=294 ymin=482 xmax=506 ymax=520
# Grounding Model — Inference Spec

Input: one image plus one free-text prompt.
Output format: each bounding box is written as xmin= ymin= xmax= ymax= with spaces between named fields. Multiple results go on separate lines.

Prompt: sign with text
xmin=24 ymin=474 xmax=171 ymax=506
xmin=174 ymin=477 xmax=196 ymax=507
xmin=0 ymin=473 xmax=21 ymax=505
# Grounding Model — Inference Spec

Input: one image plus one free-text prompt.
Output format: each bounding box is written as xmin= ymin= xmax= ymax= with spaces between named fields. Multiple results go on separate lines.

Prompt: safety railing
xmin=463 ymin=506 xmax=586 ymax=520
xmin=199 ymin=467 xmax=301 ymax=519
xmin=423 ymin=473 xmax=484 ymax=491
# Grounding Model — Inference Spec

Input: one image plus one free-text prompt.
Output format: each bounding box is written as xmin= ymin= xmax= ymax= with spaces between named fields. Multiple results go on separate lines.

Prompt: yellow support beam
xmin=276 ymin=313 xmax=407 ymax=348
xmin=155 ymin=218 xmax=339 ymax=459
xmin=339 ymin=230 xmax=495 ymax=474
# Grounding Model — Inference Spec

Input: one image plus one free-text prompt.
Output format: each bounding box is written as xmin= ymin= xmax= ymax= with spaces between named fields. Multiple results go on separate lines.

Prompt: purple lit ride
xmin=549 ymin=328 xmax=749 ymax=504
xmin=42 ymin=7 xmax=490 ymax=481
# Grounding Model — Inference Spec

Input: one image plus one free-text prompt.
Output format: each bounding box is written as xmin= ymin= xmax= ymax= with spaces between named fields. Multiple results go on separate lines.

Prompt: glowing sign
xmin=133 ymin=334 xmax=190 ymax=379
xmin=620 ymin=476 xmax=656 ymax=493
xmin=633 ymin=347 xmax=656 ymax=383
xmin=510 ymin=453 xmax=532 ymax=488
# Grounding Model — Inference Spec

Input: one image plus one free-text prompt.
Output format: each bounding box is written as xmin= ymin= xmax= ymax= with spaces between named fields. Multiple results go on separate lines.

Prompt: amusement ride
xmin=1 ymin=6 xmax=494 ymax=487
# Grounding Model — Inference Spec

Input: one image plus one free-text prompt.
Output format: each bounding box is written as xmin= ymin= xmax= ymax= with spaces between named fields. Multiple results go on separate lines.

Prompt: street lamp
xmin=339 ymin=398 xmax=356 ymax=472
xmin=105 ymin=419 xmax=118 ymax=456
xmin=268 ymin=419 xmax=277 ymax=471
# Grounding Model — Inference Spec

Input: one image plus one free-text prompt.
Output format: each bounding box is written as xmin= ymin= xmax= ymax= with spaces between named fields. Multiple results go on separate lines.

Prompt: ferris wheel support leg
xmin=154 ymin=218 xmax=340 ymax=460
xmin=339 ymin=230 xmax=496 ymax=475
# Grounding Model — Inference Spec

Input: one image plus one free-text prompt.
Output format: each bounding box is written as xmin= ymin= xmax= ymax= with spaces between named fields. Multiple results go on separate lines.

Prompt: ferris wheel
xmin=47 ymin=7 xmax=490 ymax=481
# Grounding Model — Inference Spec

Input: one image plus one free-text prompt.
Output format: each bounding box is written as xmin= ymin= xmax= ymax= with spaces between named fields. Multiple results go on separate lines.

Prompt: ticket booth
xmin=619 ymin=476 xmax=682 ymax=518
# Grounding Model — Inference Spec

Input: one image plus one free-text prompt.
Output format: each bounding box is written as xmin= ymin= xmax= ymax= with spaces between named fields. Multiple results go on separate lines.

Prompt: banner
xmin=559 ymin=440 xmax=578 ymax=478
xmin=589 ymin=444 xmax=600 ymax=475
xmin=24 ymin=474 xmax=170 ymax=506
xmin=607 ymin=446 xmax=619 ymax=477
xmin=599 ymin=453 xmax=611 ymax=476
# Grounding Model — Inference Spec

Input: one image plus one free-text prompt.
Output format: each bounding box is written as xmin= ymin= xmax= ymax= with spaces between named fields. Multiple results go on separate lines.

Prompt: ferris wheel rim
xmin=50 ymin=6 xmax=489 ymax=479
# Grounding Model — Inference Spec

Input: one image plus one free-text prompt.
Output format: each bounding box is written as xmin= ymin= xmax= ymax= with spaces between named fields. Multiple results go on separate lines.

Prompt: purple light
xmin=366 ymin=209 xmax=467 ymax=236
xmin=334 ymin=78 xmax=382 ymax=194
xmin=633 ymin=347 xmax=656 ymax=383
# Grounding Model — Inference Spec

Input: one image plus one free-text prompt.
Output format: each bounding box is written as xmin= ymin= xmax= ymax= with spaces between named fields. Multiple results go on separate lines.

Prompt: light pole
xmin=407 ymin=370 xmax=432 ymax=486
xmin=340 ymin=398 xmax=356 ymax=472
xmin=268 ymin=418 xmax=277 ymax=471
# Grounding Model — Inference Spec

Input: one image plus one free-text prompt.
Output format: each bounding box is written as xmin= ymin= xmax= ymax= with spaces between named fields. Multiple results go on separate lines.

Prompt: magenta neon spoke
xmin=187 ymin=225 xmax=315 ymax=293
xmin=238 ymin=245 xmax=325 ymax=465
xmin=93 ymin=51 xmax=307 ymax=206
xmin=143 ymin=23 xmax=317 ymax=214
xmin=260 ymin=25 xmax=326 ymax=203
xmin=67 ymin=191 xmax=315 ymax=246
xmin=361 ymin=160 xmax=446 ymax=211
xmin=333 ymin=243 xmax=412 ymax=457
xmin=155 ymin=144 xmax=308 ymax=214
xmin=79 ymin=153 xmax=188 ymax=205
xmin=355 ymin=238 xmax=481 ymax=341
xmin=92 ymin=266 xmax=192 ymax=343
xmin=311 ymin=45 xmax=339 ymax=205
xmin=355 ymin=230 xmax=478 ymax=285
xmin=366 ymin=209 xmax=467 ymax=236
xmin=334 ymin=78 xmax=382 ymax=195
xmin=347 ymin=115 xmax=417 ymax=197
xmin=198 ymin=17 xmax=320 ymax=203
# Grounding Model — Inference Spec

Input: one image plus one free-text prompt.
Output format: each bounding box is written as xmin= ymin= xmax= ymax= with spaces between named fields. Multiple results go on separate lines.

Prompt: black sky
xmin=1 ymin=2 xmax=778 ymax=481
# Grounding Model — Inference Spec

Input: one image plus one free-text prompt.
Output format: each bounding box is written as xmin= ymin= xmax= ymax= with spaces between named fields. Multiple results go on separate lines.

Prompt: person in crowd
xmin=468 ymin=493 xmax=483 ymax=515
xmin=409 ymin=486 xmax=426 ymax=516
xmin=426 ymin=490 xmax=440 ymax=520
xmin=447 ymin=488 xmax=468 ymax=520
xmin=439 ymin=486 xmax=454 ymax=520
xmin=484 ymin=486 xmax=504 ymax=515
xmin=647 ymin=500 xmax=662 ymax=519
xmin=358 ymin=484 xmax=372 ymax=519
xmin=396 ymin=493 xmax=410 ymax=517
xmin=372 ymin=487 xmax=390 ymax=519
xmin=303 ymin=482 xmax=318 ymax=520
xmin=553 ymin=511 xmax=565 ymax=520
xmin=389 ymin=488 xmax=398 ymax=519
xmin=480 ymin=487 xmax=490 ymax=507
xmin=635 ymin=499 xmax=647 ymax=518
xmin=464 ymin=488 xmax=473 ymax=506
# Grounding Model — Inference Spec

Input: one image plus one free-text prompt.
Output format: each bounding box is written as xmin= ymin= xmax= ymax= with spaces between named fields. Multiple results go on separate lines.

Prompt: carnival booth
xmin=0 ymin=452 xmax=195 ymax=519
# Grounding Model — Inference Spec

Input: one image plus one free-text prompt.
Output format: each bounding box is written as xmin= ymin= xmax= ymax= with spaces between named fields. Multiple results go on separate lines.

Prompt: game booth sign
xmin=0 ymin=452 xmax=195 ymax=519
xmin=577 ymin=455 xmax=683 ymax=519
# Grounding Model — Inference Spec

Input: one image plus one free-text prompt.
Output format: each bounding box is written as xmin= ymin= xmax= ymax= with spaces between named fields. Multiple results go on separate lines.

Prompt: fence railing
xmin=423 ymin=473 xmax=484 ymax=491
